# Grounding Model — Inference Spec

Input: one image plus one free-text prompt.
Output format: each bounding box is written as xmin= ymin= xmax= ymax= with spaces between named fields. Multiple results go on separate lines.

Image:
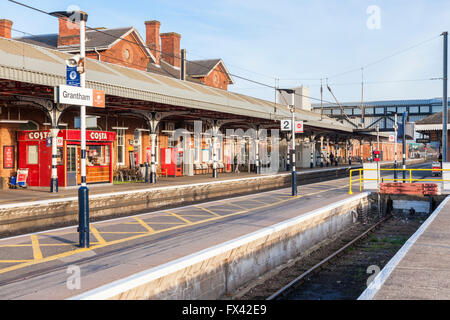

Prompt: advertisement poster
xmin=3 ymin=145 xmax=14 ymax=169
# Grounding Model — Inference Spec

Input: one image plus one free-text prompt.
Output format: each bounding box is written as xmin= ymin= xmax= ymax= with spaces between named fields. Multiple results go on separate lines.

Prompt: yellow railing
xmin=348 ymin=168 xmax=450 ymax=194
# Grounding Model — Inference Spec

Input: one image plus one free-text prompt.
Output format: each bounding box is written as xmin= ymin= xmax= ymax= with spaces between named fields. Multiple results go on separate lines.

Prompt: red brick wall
xmin=97 ymin=32 xmax=150 ymax=71
xmin=160 ymin=32 xmax=181 ymax=68
xmin=199 ymin=63 xmax=230 ymax=90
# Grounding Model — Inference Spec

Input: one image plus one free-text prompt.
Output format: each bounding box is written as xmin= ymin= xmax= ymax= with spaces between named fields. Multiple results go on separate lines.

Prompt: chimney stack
xmin=57 ymin=16 xmax=81 ymax=47
xmin=160 ymin=32 xmax=181 ymax=68
xmin=0 ymin=19 xmax=13 ymax=39
xmin=145 ymin=20 xmax=161 ymax=65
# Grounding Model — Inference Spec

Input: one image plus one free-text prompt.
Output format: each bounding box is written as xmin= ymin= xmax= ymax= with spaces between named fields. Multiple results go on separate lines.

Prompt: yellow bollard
xmin=409 ymin=169 xmax=412 ymax=183
xmin=359 ymin=169 xmax=362 ymax=192
xmin=349 ymin=170 xmax=353 ymax=194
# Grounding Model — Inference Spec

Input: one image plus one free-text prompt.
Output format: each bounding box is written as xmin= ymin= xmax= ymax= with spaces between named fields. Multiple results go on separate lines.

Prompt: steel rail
xmin=266 ymin=214 xmax=392 ymax=300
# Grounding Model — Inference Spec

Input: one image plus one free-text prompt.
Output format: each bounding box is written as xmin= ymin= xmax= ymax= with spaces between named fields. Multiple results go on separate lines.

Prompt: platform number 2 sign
xmin=281 ymin=120 xmax=303 ymax=133
xmin=281 ymin=119 xmax=292 ymax=131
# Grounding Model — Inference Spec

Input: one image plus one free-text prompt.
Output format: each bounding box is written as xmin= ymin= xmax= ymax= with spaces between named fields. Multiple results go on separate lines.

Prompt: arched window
xmin=19 ymin=120 xmax=39 ymax=131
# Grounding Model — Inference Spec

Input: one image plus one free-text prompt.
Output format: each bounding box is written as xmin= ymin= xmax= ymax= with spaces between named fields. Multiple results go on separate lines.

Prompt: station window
xmin=27 ymin=145 xmax=38 ymax=164
xmin=87 ymin=145 xmax=110 ymax=166
xmin=365 ymin=108 xmax=374 ymax=115
xmin=420 ymin=106 xmax=430 ymax=113
xmin=432 ymin=105 xmax=442 ymax=113
xmin=409 ymin=106 xmax=419 ymax=113
xmin=397 ymin=107 xmax=407 ymax=114
xmin=344 ymin=108 xmax=353 ymax=115
xmin=116 ymin=129 xmax=125 ymax=165
xmin=387 ymin=107 xmax=396 ymax=113
xmin=353 ymin=108 xmax=361 ymax=115
xmin=375 ymin=107 xmax=385 ymax=114
xmin=323 ymin=109 xmax=332 ymax=114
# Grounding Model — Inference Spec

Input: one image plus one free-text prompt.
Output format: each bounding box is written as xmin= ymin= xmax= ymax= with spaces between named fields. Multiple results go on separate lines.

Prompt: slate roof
xmin=186 ymin=59 xmax=221 ymax=76
xmin=416 ymin=110 xmax=449 ymax=125
xmin=186 ymin=59 xmax=233 ymax=84
xmin=14 ymin=27 xmax=139 ymax=51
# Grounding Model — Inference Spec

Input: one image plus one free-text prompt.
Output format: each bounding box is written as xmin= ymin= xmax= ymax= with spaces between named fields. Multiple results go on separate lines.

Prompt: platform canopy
xmin=0 ymin=37 xmax=354 ymax=133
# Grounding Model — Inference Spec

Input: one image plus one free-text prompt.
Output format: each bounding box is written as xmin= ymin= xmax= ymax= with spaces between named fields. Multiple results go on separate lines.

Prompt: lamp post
xmin=50 ymin=10 xmax=89 ymax=248
xmin=278 ymin=89 xmax=297 ymax=196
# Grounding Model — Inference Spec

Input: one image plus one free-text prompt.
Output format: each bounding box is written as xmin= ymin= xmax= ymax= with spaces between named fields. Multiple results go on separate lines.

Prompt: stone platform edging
xmin=0 ymin=159 xmax=424 ymax=238
xmin=358 ymin=195 xmax=450 ymax=300
xmin=69 ymin=192 xmax=370 ymax=300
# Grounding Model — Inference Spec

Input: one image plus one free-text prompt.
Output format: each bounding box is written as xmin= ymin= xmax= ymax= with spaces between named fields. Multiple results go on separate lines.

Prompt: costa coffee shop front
xmin=17 ymin=130 xmax=116 ymax=187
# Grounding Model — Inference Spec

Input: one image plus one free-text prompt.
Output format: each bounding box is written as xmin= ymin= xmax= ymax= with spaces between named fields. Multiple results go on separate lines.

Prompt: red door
xmin=19 ymin=141 xmax=40 ymax=186
xmin=39 ymin=140 xmax=52 ymax=187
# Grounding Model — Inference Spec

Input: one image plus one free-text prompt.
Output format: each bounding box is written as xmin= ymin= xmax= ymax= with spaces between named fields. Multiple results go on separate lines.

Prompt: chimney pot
xmin=0 ymin=19 xmax=13 ymax=39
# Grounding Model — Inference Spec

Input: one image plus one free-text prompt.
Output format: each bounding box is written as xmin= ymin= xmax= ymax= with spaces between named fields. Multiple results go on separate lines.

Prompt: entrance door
xmin=66 ymin=145 xmax=77 ymax=186
xmin=38 ymin=140 xmax=51 ymax=187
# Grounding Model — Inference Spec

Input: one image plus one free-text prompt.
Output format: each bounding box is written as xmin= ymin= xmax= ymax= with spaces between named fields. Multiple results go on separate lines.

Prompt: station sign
xmin=281 ymin=120 xmax=304 ymax=133
xmin=281 ymin=119 xmax=292 ymax=131
xmin=416 ymin=138 xmax=430 ymax=144
xmin=295 ymin=121 xmax=304 ymax=133
xmin=55 ymin=85 xmax=105 ymax=108
xmin=66 ymin=66 xmax=80 ymax=87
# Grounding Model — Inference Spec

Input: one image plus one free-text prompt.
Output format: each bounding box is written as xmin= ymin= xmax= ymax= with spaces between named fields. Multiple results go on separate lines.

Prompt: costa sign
xmin=89 ymin=131 xmax=108 ymax=140
xmin=27 ymin=131 xmax=51 ymax=140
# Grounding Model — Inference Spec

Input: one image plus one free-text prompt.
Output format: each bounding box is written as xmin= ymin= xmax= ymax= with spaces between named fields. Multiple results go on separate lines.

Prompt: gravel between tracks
xmin=236 ymin=212 xmax=426 ymax=300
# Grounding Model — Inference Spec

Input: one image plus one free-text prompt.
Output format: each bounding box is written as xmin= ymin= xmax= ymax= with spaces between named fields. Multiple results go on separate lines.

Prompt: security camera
xmin=65 ymin=54 xmax=85 ymax=73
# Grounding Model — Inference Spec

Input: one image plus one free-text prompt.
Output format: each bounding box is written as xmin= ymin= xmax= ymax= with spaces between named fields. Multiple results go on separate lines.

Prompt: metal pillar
xmin=255 ymin=126 xmax=260 ymax=174
xmin=310 ymin=135 xmax=315 ymax=168
xmin=290 ymin=95 xmax=297 ymax=196
xmin=394 ymin=114 xmax=398 ymax=181
xmin=335 ymin=138 xmax=338 ymax=166
xmin=320 ymin=136 xmax=324 ymax=167
xmin=212 ymin=122 xmax=218 ymax=178
xmin=443 ymin=31 xmax=448 ymax=162
xmin=326 ymin=138 xmax=330 ymax=167
xmin=78 ymin=13 xmax=89 ymax=248
xmin=402 ymin=112 xmax=407 ymax=182
xmin=50 ymin=126 xmax=59 ymax=193
xmin=150 ymin=133 xmax=157 ymax=183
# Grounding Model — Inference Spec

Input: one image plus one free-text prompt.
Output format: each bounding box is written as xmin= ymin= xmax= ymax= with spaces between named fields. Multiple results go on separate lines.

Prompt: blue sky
xmin=2 ymin=0 xmax=450 ymax=103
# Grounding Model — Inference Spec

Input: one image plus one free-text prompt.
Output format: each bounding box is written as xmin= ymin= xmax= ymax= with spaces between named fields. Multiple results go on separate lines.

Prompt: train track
xmin=266 ymin=214 xmax=392 ymax=300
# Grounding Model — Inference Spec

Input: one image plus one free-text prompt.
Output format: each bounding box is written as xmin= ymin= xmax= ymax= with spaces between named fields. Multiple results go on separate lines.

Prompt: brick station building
xmin=0 ymin=15 xmax=401 ymax=190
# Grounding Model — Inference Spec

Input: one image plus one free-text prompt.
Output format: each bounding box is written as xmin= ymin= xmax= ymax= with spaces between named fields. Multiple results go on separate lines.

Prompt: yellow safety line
xmin=93 ymin=231 xmax=148 ymax=234
xmin=30 ymin=235 xmax=43 ymax=260
xmin=195 ymin=206 xmax=221 ymax=217
xmin=0 ymin=260 xmax=33 ymax=263
xmin=125 ymin=221 xmax=185 ymax=225
xmin=90 ymin=226 xmax=106 ymax=245
xmin=167 ymin=211 xmax=192 ymax=224
xmin=0 ymin=183 xmax=348 ymax=276
xmin=227 ymin=202 xmax=249 ymax=210
xmin=134 ymin=217 xmax=155 ymax=233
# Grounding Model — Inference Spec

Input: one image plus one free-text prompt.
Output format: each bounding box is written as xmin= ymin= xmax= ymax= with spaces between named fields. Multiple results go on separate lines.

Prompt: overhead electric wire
xmin=327 ymin=34 xmax=441 ymax=79
xmin=8 ymin=0 xmax=442 ymax=113
xmin=7 ymin=1 xmax=346 ymax=109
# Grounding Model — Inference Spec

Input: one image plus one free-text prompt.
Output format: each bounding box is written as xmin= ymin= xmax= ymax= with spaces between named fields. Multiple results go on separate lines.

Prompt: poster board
xmin=3 ymin=145 xmax=14 ymax=169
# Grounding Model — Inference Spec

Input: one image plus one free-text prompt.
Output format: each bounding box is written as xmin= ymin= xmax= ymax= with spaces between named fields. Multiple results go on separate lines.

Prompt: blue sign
xmin=66 ymin=66 xmax=80 ymax=87
xmin=46 ymin=137 xmax=52 ymax=147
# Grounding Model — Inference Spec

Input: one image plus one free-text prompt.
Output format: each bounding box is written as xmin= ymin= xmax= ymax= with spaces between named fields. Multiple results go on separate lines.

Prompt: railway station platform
xmin=0 ymin=158 xmax=426 ymax=300
xmin=360 ymin=194 xmax=450 ymax=300
xmin=0 ymin=175 xmax=369 ymax=300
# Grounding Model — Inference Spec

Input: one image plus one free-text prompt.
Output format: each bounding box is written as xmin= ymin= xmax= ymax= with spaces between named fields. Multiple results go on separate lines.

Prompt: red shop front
xmin=18 ymin=130 xmax=116 ymax=187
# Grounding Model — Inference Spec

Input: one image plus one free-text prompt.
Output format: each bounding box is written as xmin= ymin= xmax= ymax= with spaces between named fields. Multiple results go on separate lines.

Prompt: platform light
xmin=65 ymin=54 xmax=85 ymax=74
